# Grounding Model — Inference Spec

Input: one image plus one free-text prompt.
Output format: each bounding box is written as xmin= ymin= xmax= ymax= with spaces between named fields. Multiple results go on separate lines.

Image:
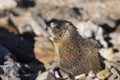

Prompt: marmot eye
xmin=56 ymin=25 xmax=61 ymax=29
xmin=50 ymin=22 xmax=57 ymax=28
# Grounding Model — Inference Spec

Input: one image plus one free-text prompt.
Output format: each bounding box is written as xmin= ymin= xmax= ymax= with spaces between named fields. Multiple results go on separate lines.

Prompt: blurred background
xmin=0 ymin=0 xmax=120 ymax=80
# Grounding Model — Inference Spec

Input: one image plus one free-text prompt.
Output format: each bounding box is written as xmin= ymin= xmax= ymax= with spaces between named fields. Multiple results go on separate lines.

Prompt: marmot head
xmin=47 ymin=20 xmax=77 ymax=42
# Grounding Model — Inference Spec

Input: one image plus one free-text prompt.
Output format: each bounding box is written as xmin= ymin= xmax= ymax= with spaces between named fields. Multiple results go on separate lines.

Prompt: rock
xmin=76 ymin=21 xmax=94 ymax=38
xmin=34 ymin=37 xmax=54 ymax=51
xmin=112 ymin=52 xmax=120 ymax=62
xmin=0 ymin=28 xmax=36 ymax=63
xmin=33 ymin=16 xmax=47 ymax=30
xmin=0 ymin=22 xmax=18 ymax=35
xmin=0 ymin=61 xmax=44 ymax=80
xmin=32 ymin=5 xmax=81 ymax=24
xmin=104 ymin=60 xmax=112 ymax=69
xmin=75 ymin=74 xmax=86 ymax=80
xmin=17 ymin=0 xmax=35 ymax=8
xmin=34 ymin=0 xmax=120 ymax=28
xmin=109 ymin=25 xmax=120 ymax=50
xmin=10 ymin=13 xmax=49 ymax=37
xmin=79 ymin=0 xmax=120 ymax=27
xmin=104 ymin=61 xmax=120 ymax=79
xmin=35 ymin=0 xmax=116 ymax=10
xmin=99 ymin=48 xmax=114 ymax=60
xmin=94 ymin=78 xmax=99 ymax=80
xmin=108 ymin=74 xmax=117 ymax=80
xmin=0 ymin=45 xmax=15 ymax=64
xmin=0 ymin=0 xmax=17 ymax=11
xmin=34 ymin=37 xmax=57 ymax=66
xmin=9 ymin=13 xmax=32 ymax=34
xmin=110 ymin=68 xmax=120 ymax=79
xmin=105 ymin=60 xmax=120 ymax=71
xmin=36 ymin=71 xmax=58 ymax=80
xmin=0 ymin=0 xmax=120 ymax=80
xmin=96 ymin=68 xmax=110 ymax=80
xmin=88 ymin=71 xmax=95 ymax=78
xmin=35 ymin=0 xmax=81 ymax=7
xmin=26 ymin=14 xmax=49 ymax=37
xmin=76 ymin=21 xmax=108 ymax=47
xmin=0 ymin=17 xmax=8 ymax=24
xmin=24 ymin=61 xmax=46 ymax=75
xmin=0 ymin=62 xmax=21 ymax=80
xmin=0 ymin=75 xmax=20 ymax=80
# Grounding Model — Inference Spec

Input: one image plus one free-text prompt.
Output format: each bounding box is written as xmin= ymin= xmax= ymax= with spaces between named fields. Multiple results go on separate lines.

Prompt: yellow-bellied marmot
xmin=47 ymin=20 xmax=103 ymax=76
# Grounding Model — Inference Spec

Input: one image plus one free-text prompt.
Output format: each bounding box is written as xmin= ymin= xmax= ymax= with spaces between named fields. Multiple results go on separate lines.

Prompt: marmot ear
xmin=64 ymin=22 xmax=76 ymax=30
xmin=64 ymin=22 xmax=70 ymax=27
xmin=64 ymin=22 xmax=72 ymax=30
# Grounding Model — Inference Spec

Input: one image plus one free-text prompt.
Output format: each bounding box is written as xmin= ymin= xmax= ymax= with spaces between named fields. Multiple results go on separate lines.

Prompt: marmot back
xmin=47 ymin=20 xmax=102 ymax=76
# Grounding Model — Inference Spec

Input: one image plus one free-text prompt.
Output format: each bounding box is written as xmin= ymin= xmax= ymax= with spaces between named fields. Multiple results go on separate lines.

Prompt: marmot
xmin=47 ymin=20 xmax=103 ymax=76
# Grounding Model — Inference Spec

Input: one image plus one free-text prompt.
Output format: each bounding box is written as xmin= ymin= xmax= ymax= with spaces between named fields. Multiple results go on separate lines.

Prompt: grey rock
xmin=76 ymin=21 xmax=108 ymax=47
xmin=10 ymin=13 xmax=49 ymax=37
xmin=0 ymin=62 xmax=21 ymax=80
xmin=26 ymin=14 xmax=49 ymax=37
xmin=36 ymin=71 xmax=58 ymax=80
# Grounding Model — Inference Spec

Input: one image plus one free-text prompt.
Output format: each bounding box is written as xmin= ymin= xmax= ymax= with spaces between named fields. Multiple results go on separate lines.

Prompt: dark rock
xmin=0 ymin=61 xmax=45 ymax=80
xmin=0 ymin=45 xmax=15 ymax=64
xmin=19 ymin=61 xmax=45 ymax=80
xmin=0 ymin=28 xmax=36 ymax=63
xmin=17 ymin=0 xmax=35 ymax=8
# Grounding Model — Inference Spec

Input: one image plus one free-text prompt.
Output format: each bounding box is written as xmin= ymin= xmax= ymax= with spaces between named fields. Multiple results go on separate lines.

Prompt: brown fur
xmin=47 ymin=20 xmax=102 ymax=76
